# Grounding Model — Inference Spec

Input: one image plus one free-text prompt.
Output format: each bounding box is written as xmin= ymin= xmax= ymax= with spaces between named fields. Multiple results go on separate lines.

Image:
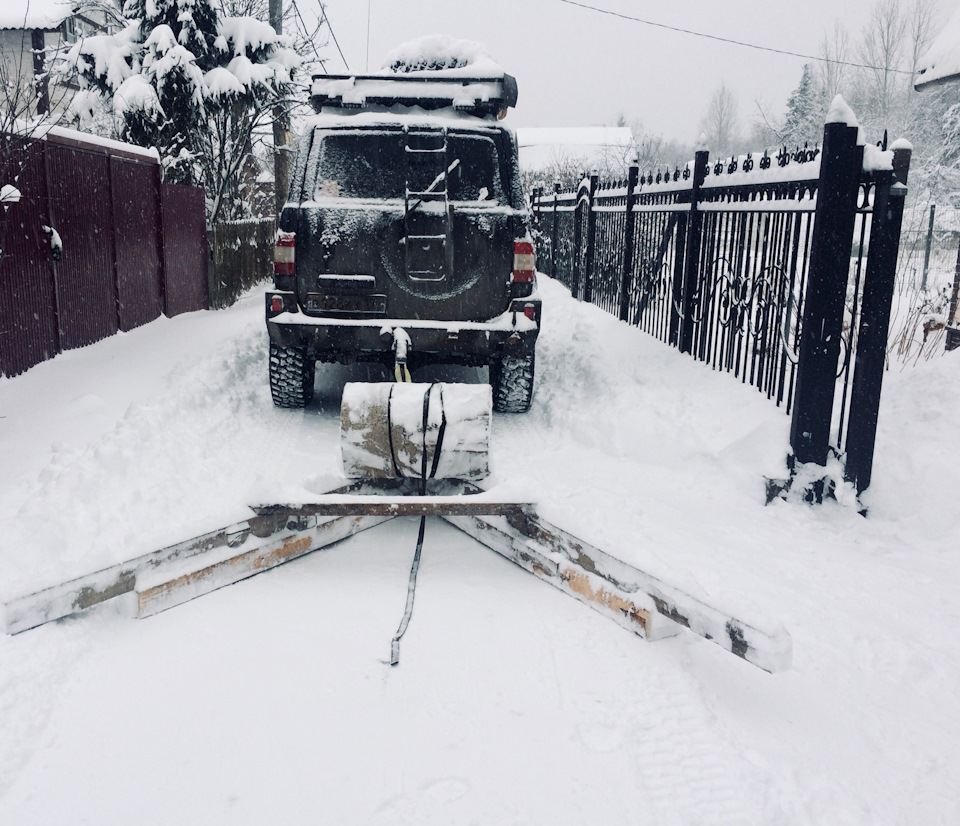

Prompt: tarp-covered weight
xmin=340 ymin=382 xmax=491 ymax=481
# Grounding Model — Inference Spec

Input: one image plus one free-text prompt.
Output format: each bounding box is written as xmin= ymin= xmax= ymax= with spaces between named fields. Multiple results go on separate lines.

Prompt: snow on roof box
xmin=310 ymin=72 xmax=518 ymax=118
xmin=311 ymin=35 xmax=517 ymax=118
xmin=384 ymin=34 xmax=495 ymax=73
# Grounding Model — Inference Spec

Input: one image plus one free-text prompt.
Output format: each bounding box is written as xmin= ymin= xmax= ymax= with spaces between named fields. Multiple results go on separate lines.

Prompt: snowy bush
xmin=60 ymin=0 xmax=301 ymax=223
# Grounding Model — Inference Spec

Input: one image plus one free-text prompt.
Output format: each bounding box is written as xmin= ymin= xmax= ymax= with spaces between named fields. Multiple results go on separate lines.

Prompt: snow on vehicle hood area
xmin=1 ymin=277 xmax=959 ymax=823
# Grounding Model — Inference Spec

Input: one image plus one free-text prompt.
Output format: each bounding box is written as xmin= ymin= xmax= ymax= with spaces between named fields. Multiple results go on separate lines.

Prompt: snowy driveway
xmin=1 ymin=278 xmax=958 ymax=824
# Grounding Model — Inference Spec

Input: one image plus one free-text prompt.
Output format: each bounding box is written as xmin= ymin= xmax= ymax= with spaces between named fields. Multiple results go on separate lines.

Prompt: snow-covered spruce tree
xmin=782 ymin=64 xmax=825 ymax=148
xmin=63 ymin=0 xmax=299 ymax=223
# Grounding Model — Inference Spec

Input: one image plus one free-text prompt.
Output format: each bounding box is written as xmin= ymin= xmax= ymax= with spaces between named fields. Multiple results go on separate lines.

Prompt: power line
xmin=291 ymin=0 xmax=327 ymax=71
xmin=317 ymin=1 xmax=350 ymax=71
xmin=558 ymin=0 xmax=914 ymax=76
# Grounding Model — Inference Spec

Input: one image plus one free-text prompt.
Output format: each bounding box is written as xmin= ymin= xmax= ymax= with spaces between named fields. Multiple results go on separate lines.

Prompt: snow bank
xmin=2 ymin=277 xmax=960 ymax=823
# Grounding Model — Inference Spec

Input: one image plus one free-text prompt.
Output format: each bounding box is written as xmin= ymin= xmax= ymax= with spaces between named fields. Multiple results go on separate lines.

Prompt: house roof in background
xmin=515 ymin=126 xmax=634 ymax=171
xmin=915 ymin=6 xmax=960 ymax=90
xmin=0 ymin=1 xmax=73 ymax=31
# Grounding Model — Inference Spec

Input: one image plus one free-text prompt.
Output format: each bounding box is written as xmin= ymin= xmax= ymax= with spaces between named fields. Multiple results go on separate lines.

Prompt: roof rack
xmin=310 ymin=72 xmax=519 ymax=118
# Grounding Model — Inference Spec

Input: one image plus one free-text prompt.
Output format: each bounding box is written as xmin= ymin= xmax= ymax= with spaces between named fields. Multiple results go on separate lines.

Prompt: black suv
xmin=265 ymin=65 xmax=540 ymax=412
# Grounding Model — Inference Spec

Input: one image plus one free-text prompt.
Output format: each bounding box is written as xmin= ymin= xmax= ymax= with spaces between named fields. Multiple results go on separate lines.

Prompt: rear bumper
xmin=266 ymin=291 xmax=540 ymax=365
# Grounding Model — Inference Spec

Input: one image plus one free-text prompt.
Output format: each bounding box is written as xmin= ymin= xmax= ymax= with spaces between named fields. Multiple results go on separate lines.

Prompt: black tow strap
xmin=390 ymin=384 xmax=445 ymax=666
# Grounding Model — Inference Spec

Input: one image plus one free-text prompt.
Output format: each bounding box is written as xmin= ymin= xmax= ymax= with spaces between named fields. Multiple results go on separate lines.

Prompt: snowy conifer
xmin=63 ymin=0 xmax=299 ymax=219
xmin=783 ymin=65 xmax=824 ymax=148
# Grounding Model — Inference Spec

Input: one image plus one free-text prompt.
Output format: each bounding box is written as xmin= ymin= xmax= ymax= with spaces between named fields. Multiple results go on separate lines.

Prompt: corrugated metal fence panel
xmin=2 ymin=129 xmax=210 ymax=375
xmin=0 ymin=137 xmax=59 ymax=377
xmin=45 ymin=141 xmax=119 ymax=350
xmin=111 ymin=156 xmax=163 ymax=331
xmin=161 ymin=182 xmax=209 ymax=316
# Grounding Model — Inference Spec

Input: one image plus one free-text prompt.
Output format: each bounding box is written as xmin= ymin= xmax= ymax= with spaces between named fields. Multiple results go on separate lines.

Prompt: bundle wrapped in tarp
xmin=340 ymin=382 xmax=491 ymax=481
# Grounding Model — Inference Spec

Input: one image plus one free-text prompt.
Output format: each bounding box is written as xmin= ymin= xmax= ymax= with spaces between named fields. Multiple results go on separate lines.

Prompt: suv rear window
xmin=305 ymin=129 xmax=507 ymax=204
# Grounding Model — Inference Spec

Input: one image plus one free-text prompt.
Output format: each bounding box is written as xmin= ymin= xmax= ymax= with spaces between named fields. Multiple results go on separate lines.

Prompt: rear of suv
xmin=265 ymin=53 xmax=540 ymax=413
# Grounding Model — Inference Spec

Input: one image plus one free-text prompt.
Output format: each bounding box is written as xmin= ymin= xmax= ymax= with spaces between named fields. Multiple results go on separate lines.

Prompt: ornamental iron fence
xmin=531 ymin=120 xmax=911 ymax=495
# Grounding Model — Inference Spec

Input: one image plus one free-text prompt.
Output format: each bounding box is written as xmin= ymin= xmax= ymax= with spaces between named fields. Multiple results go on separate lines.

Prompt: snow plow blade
xmin=443 ymin=510 xmax=792 ymax=673
xmin=1 ymin=508 xmax=390 ymax=634
xmin=1 ymin=478 xmax=791 ymax=673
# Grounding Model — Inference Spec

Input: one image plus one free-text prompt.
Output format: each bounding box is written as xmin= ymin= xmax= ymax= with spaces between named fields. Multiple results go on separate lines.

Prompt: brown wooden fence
xmin=208 ymin=217 xmax=275 ymax=309
xmin=0 ymin=127 xmax=208 ymax=378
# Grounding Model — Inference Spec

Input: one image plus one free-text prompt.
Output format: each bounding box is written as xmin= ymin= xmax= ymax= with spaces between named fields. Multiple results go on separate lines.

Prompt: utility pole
xmin=270 ymin=0 xmax=291 ymax=217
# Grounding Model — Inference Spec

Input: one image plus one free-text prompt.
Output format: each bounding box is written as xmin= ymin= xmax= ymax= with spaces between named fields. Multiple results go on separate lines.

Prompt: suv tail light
xmin=275 ymin=231 xmax=296 ymax=277
xmin=512 ymin=240 xmax=535 ymax=283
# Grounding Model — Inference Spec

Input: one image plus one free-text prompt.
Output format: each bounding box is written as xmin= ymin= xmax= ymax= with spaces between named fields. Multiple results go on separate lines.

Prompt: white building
xmin=0 ymin=1 xmax=106 ymax=118
xmin=515 ymin=126 xmax=634 ymax=174
xmin=915 ymin=7 xmax=960 ymax=90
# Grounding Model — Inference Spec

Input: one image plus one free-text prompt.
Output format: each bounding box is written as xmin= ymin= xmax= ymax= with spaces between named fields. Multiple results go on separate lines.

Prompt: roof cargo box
xmin=310 ymin=71 xmax=519 ymax=118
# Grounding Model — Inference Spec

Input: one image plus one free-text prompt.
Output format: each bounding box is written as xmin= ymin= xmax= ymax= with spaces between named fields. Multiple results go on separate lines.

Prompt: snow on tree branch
xmin=57 ymin=0 xmax=301 ymax=208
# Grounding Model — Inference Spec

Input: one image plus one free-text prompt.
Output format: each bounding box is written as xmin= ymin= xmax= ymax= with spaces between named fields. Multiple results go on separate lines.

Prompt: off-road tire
xmin=490 ymin=352 xmax=535 ymax=413
xmin=269 ymin=342 xmax=315 ymax=408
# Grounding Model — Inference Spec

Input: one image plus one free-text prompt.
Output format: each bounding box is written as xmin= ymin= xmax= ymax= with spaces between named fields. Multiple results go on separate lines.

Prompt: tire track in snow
xmin=528 ymin=576 xmax=786 ymax=824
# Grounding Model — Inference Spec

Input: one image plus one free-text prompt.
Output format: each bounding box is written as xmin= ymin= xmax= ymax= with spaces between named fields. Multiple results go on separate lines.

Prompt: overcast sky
xmin=316 ymin=0 xmax=960 ymax=144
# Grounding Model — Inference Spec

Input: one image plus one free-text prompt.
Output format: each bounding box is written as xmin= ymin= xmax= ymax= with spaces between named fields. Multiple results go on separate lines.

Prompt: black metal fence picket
xmin=531 ymin=119 xmax=911 ymax=495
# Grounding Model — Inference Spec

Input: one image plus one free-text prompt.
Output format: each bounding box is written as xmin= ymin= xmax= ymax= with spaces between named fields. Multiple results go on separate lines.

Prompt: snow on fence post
xmin=550 ymin=181 xmax=561 ymax=281
xmin=946 ymin=241 xmax=960 ymax=351
xmin=618 ymin=164 xmax=639 ymax=322
xmin=529 ymin=185 xmax=541 ymax=218
xmin=582 ymin=173 xmax=599 ymax=304
xmin=570 ymin=175 xmax=589 ymax=299
xmin=677 ymin=148 xmax=708 ymax=353
xmin=789 ymin=119 xmax=863 ymax=470
xmin=844 ymin=142 xmax=912 ymax=494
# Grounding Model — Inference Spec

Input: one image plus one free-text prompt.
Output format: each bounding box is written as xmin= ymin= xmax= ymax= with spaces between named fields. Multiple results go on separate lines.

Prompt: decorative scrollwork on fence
xmin=630 ymin=254 xmax=674 ymax=321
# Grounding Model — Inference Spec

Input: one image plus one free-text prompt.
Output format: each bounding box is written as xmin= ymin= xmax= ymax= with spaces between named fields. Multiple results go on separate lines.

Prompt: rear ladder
xmin=403 ymin=128 xmax=454 ymax=281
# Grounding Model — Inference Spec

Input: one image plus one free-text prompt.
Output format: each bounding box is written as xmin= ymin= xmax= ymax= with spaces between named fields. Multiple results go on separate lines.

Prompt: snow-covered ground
xmin=1 ymin=276 xmax=958 ymax=824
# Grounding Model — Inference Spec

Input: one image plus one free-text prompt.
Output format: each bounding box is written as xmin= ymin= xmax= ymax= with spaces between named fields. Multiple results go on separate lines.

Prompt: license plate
xmin=306 ymin=293 xmax=387 ymax=315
